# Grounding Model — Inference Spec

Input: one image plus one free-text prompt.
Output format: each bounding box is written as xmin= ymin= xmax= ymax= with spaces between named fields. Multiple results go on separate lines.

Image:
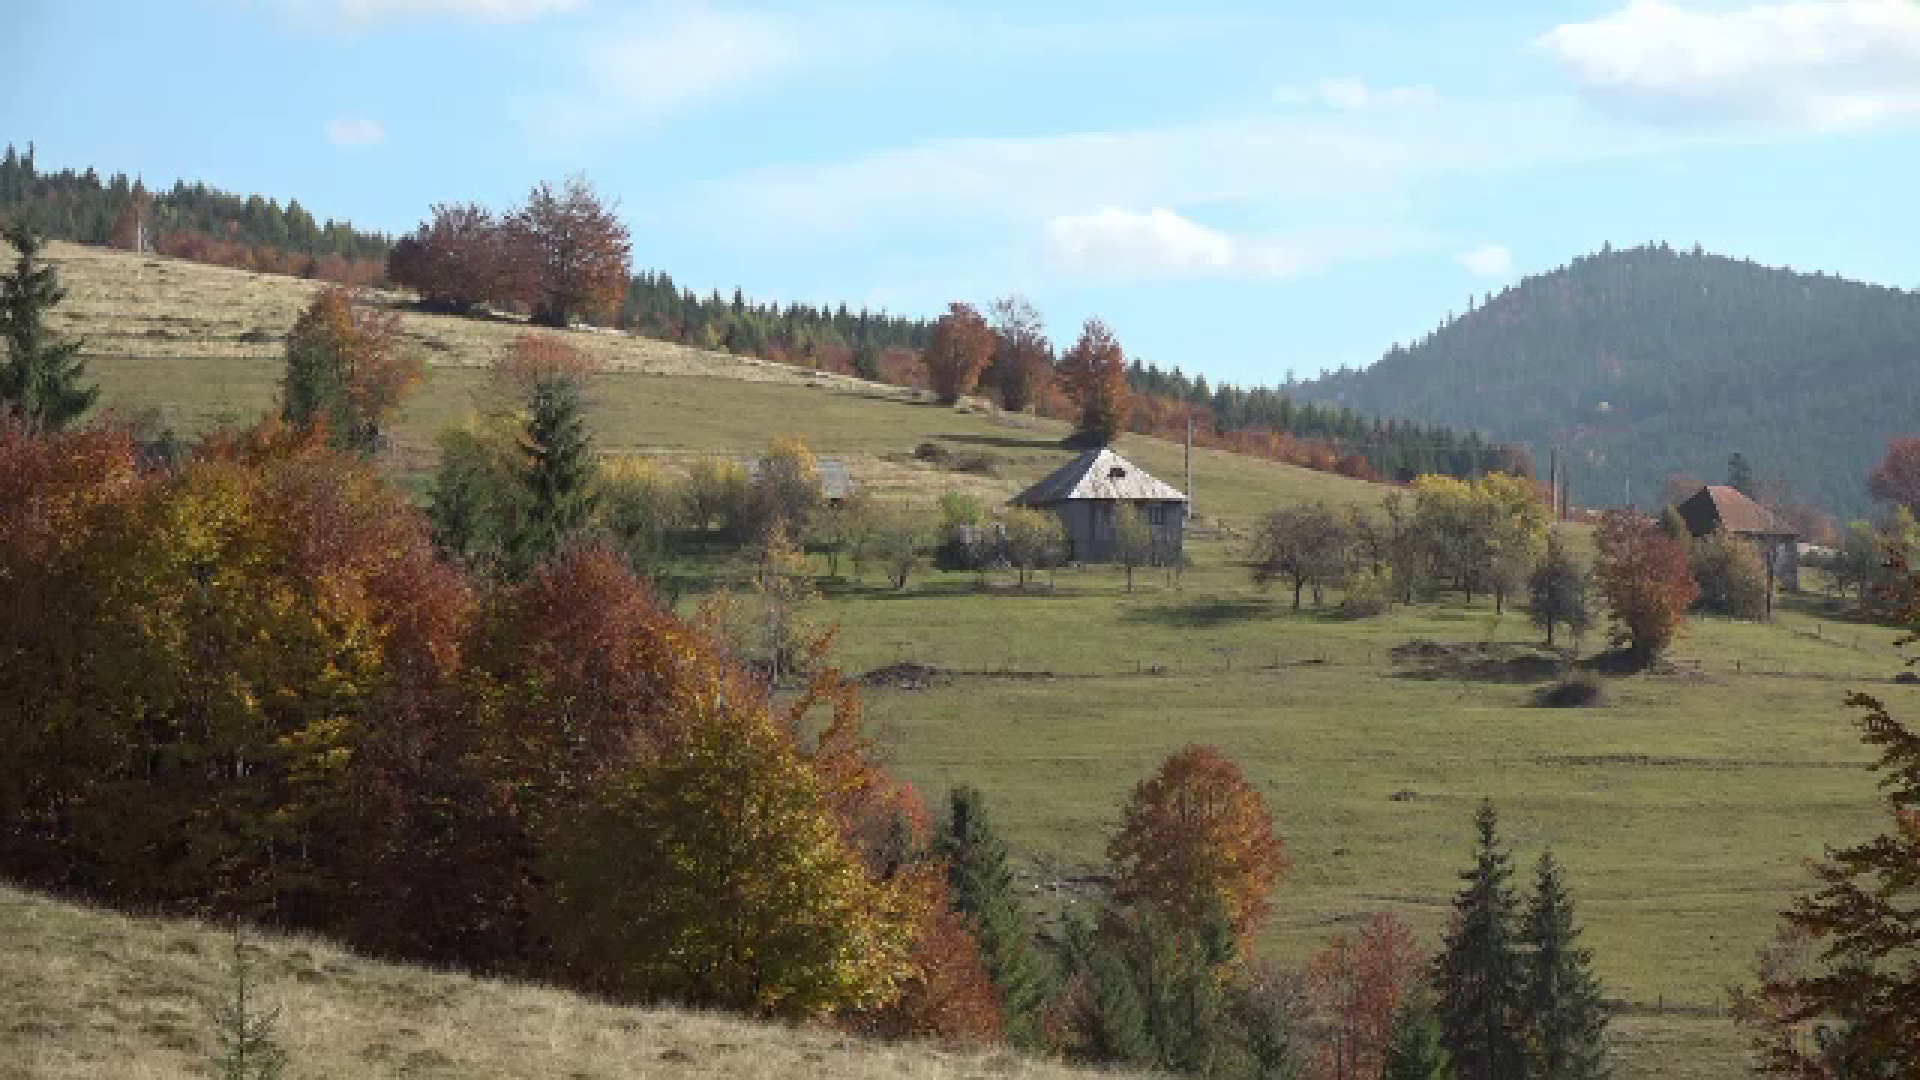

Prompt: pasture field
xmin=23 ymin=242 xmax=1915 ymax=1079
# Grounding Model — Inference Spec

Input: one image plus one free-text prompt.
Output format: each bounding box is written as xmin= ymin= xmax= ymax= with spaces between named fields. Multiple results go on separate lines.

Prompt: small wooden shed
xmin=1675 ymin=484 xmax=1799 ymax=593
xmin=1011 ymin=447 xmax=1188 ymax=564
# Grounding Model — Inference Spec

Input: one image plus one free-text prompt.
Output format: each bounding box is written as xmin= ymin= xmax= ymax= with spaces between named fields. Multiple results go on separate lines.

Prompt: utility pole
xmin=1185 ymin=416 xmax=1194 ymax=514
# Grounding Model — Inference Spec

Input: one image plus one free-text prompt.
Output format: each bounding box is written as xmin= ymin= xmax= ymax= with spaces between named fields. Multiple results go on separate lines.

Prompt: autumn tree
xmin=939 ymin=786 xmax=1052 ymax=1048
xmin=388 ymin=202 xmax=523 ymax=315
xmin=685 ymin=456 xmax=751 ymax=538
xmin=109 ymin=179 xmax=150 ymax=252
xmin=1521 ymin=851 xmax=1612 ymax=1080
xmin=1740 ymin=683 xmax=1920 ymax=1076
xmin=1434 ymin=801 xmax=1527 ymax=1080
xmin=1058 ymin=318 xmax=1131 ymax=447
xmin=747 ymin=436 xmax=825 ymax=541
xmin=924 ymin=302 xmax=996 ymax=406
xmin=1592 ymin=507 xmax=1697 ymax=661
xmin=1867 ymin=437 xmax=1920 ymax=518
xmin=281 ymin=286 xmax=419 ymax=456
xmin=871 ymin=502 xmax=931 ymax=590
xmin=1308 ymin=913 xmax=1424 ymax=1080
xmin=1109 ymin=744 xmax=1289 ymax=948
xmin=1 ymin=222 xmax=95 ymax=434
xmin=1528 ymin=533 xmax=1592 ymax=649
xmin=1251 ymin=500 xmax=1353 ymax=610
xmin=1003 ymin=506 xmax=1067 ymax=588
xmin=989 ymin=294 xmax=1051 ymax=413
xmin=509 ymin=175 xmax=632 ymax=328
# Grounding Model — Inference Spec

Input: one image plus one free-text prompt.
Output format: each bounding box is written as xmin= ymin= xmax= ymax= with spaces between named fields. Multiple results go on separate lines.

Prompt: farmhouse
xmin=1011 ymin=447 xmax=1188 ymax=564
xmin=1675 ymin=484 xmax=1799 ymax=594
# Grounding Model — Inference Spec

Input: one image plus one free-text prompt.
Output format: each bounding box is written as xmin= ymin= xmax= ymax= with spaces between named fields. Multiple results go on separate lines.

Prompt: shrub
xmin=1340 ymin=565 xmax=1392 ymax=618
xmin=1534 ymin=673 xmax=1606 ymax=709
xmin=1690 ymin=529 xmax=1769 ymax=619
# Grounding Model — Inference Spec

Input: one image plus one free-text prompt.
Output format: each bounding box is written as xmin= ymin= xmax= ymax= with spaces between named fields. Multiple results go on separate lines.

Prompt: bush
xmin=685 ymin=456 xmax=750 ymax=537
xmin=1339 ymin=565 xmax=1392 ymax=618
xmin=601 ymin=457 xmax=685 ymax=574
xmin=1534 ymin=673 xmax=1607 ymax=708
xmin=1691 ymin=529 xmax=1769 ymax=619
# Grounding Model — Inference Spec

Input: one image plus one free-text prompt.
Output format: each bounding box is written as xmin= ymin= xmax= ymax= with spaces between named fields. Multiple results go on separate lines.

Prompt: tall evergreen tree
xmin=514 ymin=375 xmax=598 ymax=572
xmin=937 ymin=786 xmax=1051 ymax=1049
xmin=1726 ymin=452 xmax=1756 ymax=497
xmin=0 ymin=223 xmax=95 ymax=434
xmin=1520 ymin=851 xmax=1612 ymax=1080
xmin=1385 ymin=988 xmax=1457 ymax=1080
xmin=1435 ymin=801 xmax=1527 ymax=1080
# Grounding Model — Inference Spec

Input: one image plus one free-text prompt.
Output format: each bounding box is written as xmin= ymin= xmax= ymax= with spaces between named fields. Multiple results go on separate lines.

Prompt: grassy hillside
xmin=19 ymin=241 xmax=1914 ymax=1079
xmin=1296 ymin=243 xmax=1920 ymax=521
xmin=0 ymin=883 xmax=1138 ymax=1080
xmin=42 ymin=241 xmax=1386 ymax=522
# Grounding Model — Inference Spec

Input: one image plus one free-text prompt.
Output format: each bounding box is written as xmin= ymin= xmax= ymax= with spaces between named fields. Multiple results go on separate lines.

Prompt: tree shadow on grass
xmin=937 ymin=432 xmax=1069 ymax=451
xmin=1388 ymin=639 xmax=1569 ymax=684
xmin=1120 ymin=597 xmax=1291 ymax=628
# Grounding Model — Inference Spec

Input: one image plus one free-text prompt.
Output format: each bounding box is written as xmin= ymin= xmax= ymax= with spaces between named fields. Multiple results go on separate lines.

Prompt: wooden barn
xmin=1011 ymin=447 xmax=1188 ymax=564
xmin=1675 ymin=484 xmax=1799 ymax=594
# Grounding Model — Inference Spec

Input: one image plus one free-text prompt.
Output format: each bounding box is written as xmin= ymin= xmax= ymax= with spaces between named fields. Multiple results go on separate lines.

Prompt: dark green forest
xmin=1295 ymin=243 xmax=1920 ymax=521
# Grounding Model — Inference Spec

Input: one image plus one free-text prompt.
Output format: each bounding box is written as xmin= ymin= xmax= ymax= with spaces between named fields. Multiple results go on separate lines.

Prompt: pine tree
xmin=1435 ymin=801 xmax=1527 ymax=1080
xmin=0 ymin=223 xmax=95 ymax=434
xmin=1385 ymin=988 xmax=1456 ymax=1080
xmin=514 ymin=375 xmax=598 ymax=572
xmin=213 ymin=927 xmax=288 ymax=1080
xmin=1520 ymin=851 xmax=1612 ymax=1080
xmin=937 ymin=786 xmax=1051 ymax=1049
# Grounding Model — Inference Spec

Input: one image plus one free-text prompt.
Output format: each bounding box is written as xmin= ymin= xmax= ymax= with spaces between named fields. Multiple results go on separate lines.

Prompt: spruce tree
xmin=1435 ymin=800 xmax=1527 ymax=1080
xmin=937 ymin=786 xmax=1052 ymax=1049
xmin=514 ymin=375 xmax=598 ymax=573
xmin=213 ymin=927 xmax=288 ymax=1080
xmin=1386 ymin=987 xmax=1456 ymax=1080
xmin=0 ymin=223 xmax=95 ymax=434
xmin=1521 ymin=851 xmax=1611 ymax=1080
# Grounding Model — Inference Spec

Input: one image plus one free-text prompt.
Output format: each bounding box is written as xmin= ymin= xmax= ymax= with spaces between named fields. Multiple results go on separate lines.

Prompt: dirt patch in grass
xmin=1390 ymin=638 xmax=1566 ymax=683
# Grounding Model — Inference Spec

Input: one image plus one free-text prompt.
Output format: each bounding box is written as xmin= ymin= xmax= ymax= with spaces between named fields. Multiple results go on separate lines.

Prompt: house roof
xmin=1676 ymin=485 xmax=1793 ymax=538
xmin=1010 ymin=447 xmax=1188 ymax=505
xmin=745 ymin=455 xmax=855 ymax=500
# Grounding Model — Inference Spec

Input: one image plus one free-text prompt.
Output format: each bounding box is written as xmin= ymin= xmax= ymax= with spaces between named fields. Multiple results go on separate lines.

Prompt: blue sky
xmin=7 ymin=0 xmax=1919 ymax=384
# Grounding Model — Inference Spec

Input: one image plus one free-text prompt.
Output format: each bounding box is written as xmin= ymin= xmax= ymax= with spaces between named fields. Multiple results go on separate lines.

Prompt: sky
xmin=5 ymin=0 xmax=1919 ymax=385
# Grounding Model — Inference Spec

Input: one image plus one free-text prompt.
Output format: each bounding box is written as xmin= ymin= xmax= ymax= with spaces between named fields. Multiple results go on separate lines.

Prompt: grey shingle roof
xmin=1011 ymin=447 xmax=1188 ymax=506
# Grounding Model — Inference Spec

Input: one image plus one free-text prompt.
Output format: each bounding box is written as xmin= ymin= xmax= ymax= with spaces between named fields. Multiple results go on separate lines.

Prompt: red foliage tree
xmin=1307 ymin=913 xmax=1424 ymax=1080
xmin=1108 ymin=743 xmax=1289 ymax=947
xmin=1593 ymin=506 xmax=1699 ymax=659
xmin=388 ymin=202 xmax=523 ymax=314
xmin=1868 ymin=437 xmax=1920 ymax=517
xmin=1057 ymin=318 xmax=1132 ymax=447
xmin=923 ymin=302 xmax=996 ymax=406
xmin=508 ymin=175 xmax=633 ymax=328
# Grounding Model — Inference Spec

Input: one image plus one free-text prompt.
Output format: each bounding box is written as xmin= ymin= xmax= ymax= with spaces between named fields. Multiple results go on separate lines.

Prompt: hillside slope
xmin=42 ymin=241 xmax=1391 ymax=524
xmin=0 ymin=883 xmax=1135 ymax=1080
xmin=1297 ymin=244 xmax=1920 ymax=520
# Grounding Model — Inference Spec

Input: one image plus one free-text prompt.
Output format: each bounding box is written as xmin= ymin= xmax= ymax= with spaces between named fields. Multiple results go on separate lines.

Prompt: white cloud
xmin=282 ymin=0 xmax=582 ymax=22
xmin=1539 ymin=0 xmax=1920 ymax=130
xmin=1274 ymin=78 xmax=1436 ymax=111
xmin=324 ymin=116 xmax=386 ymax=147
xmin=1044 ymin=207 xmax=1308 ymax=281
xmin=1456 ymin=243 xmax=1513 ymax=278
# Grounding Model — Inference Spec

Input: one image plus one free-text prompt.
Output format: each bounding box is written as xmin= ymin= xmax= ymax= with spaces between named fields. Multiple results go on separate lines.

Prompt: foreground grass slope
xmin=45 ymin=241 xmax=1383 ymax=519
xmin=0 ymin=883 xmax=1137 ymax=1080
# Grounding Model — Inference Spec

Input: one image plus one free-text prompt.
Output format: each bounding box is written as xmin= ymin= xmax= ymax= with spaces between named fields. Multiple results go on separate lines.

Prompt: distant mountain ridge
xmin=1296 ymin=243 xmax=1920 ymax=522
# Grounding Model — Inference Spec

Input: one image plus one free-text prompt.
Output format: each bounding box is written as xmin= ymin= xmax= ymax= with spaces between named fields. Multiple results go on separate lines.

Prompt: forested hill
xmin=1296 ymin=244 xmax=1920 ymax=522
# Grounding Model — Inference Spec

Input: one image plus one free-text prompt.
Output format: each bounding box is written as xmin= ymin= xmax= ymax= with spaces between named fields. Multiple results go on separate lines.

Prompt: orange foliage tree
xmin=1593 ymin=507 xmax=1698 ymax=660
xmin=1057 ymin=318 xmax=1131 ymax=447
xmin=1868 ymin=437 xmax=1920 ymax=518
xmin=1108 ymin=743 xmax=1289 ymax=947
xmin=509 ymin=175 xmax=632 ymax=328
xmin=281 ymin=286 xmax=421 ymax=456
xmin=387 ymin=201 xmax=524 ymax=314
xmin=923 ymin=302 xmax=996 ymax=406
xmin=1307 ymin=913 xmax=1424 ymax=1080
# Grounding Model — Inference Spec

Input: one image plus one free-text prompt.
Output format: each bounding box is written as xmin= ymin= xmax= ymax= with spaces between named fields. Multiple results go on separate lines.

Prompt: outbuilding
xmin=1010 ymin=447 xmax=1188 ymax=564
xmin=1674 ymin=484 xmax=1799 ymax=596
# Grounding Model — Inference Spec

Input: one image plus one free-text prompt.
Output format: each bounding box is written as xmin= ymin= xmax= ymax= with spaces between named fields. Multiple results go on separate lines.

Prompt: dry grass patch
xmin=0 ymin=884 xmax=1140 ymax=1080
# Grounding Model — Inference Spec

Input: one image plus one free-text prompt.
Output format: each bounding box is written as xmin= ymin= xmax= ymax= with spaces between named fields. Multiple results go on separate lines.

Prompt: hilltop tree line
xmin=0 ymin=143 xmax=389 ymax=286
xmin=1297 ymin=242 xmax=1920 ymax=521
